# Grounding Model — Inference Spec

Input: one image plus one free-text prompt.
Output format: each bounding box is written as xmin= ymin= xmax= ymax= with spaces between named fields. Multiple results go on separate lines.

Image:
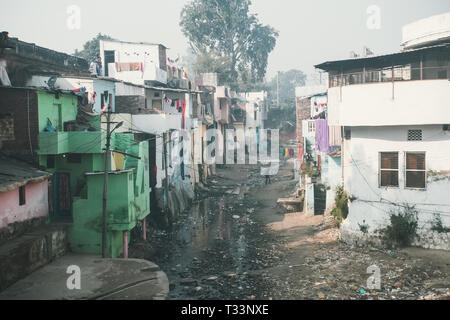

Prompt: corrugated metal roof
xmin=0 ymin=157 xmax=51 ymax=193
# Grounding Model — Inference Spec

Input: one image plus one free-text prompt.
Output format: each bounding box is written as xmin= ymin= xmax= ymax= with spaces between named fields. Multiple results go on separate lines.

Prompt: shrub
xmin=301 ymin=160 xmax=319 ymax=178
xmin=381 ymin=205 xmax=419 ymax=248
xmin=358 ymin=220 xmax=369 ymax=234
xmin=430 ymin=212 xmax=450 ymax=233
xmin=331 ymin=186 xmax=349 ymax=227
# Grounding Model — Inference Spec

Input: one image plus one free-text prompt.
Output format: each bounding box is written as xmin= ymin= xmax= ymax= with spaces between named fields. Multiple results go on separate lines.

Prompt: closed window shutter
xmin=380 ymin=152 xmax=399 ymax=187
xmin=405 ymin=152 xmax=426 ymax=188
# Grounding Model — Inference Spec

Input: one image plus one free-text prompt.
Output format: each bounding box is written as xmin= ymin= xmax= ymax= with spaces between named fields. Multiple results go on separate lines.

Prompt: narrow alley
xmin=131 ymin=160 xmax=450 ymax=300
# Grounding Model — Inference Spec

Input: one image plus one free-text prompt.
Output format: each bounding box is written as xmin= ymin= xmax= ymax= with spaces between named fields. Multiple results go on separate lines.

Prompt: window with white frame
xmin=405 ymin=152 xmax=426 ymax=189
xmin=379 ymin=152 xmax=399 ymax=187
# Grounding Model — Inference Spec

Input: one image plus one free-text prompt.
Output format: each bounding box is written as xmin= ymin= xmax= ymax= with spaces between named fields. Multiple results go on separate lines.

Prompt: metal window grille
xmin=407 ymin=129 xmax=422 ymax=141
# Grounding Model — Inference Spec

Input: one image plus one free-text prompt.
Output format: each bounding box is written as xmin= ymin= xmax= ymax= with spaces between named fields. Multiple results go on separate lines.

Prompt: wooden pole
xmin=163 ymin=132 xmax=169 ymax=214
xmin=123 ymin=230 xmax=128 ymax=259
xmin=102 ymin=103 xmax=111 ymax=258
xmin=142 ymin=218 xmax=147 ymax=241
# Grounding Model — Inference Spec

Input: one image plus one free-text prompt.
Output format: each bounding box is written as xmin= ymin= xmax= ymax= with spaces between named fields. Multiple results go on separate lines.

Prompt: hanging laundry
xmin=315 ymin=119 xmax=331 ymax=153
xmin=115 ymin=62 xmax=141 ymax=72
xmin=181 ymin=100 xmax=186 ymax=129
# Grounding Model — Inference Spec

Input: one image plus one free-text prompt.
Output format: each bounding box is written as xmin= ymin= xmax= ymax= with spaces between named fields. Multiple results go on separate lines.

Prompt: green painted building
xmin=36 ymin=90 xmax=150 ymax=258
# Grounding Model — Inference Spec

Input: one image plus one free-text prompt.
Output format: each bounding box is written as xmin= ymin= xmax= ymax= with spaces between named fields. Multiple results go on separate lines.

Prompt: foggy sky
xmin=1 ymin=0 xmax=449 ymax=80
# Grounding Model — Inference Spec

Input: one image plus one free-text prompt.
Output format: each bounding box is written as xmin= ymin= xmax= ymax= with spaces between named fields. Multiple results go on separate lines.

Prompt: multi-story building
xmin=315 ymin=12 xmax=450 ymax=249
xmin=0 ymin=86 xmax=150 ymax=258
xmin=99 ymin=39 xmax=168 ymax=86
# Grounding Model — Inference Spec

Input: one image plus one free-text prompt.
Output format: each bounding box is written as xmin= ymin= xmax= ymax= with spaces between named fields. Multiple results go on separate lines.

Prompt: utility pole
xmin=276 ymin=71 xmax=280 ymax=108
xmin=102 ymin=101 xmax=111 ymax=258
xmin=163 ymin=132 xmax=169 ymax=223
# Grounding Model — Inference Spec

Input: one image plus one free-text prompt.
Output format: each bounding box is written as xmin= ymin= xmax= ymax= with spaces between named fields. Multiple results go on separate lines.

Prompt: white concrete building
xmin=99 ymin=40 xmax=168 ymax=86
xmin=316 ymin=13 xmax=450 ymax=249
xmin=244 ymin=91 xmax=268 ymax=130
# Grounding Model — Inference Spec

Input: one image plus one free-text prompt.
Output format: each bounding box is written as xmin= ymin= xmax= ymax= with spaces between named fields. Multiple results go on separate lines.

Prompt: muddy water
xmin=149 ymin=171 xmax=285 ymax=300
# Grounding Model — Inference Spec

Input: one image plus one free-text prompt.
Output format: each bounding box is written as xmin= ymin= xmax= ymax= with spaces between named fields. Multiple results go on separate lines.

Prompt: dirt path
xmin=131 ymin=160 xmax=450 ymax=300
xmin=248 ymin=160 xmax=450 ymax=300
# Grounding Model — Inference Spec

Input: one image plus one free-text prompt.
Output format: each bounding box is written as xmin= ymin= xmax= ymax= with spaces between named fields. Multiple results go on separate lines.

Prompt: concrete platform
xmin=277 ymin=197 xmax=303 ymax=212
xmin=0 ymin=254 xmax=169 ymax=300
xmin=0 ymin=223 xmax=68 ymax=291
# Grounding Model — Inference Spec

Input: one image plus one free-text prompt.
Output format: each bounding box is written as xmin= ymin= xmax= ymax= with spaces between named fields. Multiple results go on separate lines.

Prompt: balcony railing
xmin=330 ymin=65 xmax=450 ymax=88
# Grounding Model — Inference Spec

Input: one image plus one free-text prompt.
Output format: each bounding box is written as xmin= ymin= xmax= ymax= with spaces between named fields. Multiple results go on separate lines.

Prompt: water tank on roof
xmin=402 ymin=12 xmax=450 ymax=50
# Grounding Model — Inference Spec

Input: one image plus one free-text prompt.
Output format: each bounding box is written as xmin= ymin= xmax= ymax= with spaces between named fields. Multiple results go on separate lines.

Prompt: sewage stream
xmin=145 ymin=167 xmax=285 ymax=300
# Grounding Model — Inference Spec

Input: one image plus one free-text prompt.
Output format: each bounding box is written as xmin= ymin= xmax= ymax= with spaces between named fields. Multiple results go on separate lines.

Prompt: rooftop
xmin=315 ymin=43 xmax=450 ymax=71
xmin=0 ymin=34 xmax=89 ymax=72
xmin=402 ymin=12 xmax=450 ymax=49
xmin=100 ymin=39 xmax=168 ymax=49
xmin=0 ymin=157 xmax=51 ymax=193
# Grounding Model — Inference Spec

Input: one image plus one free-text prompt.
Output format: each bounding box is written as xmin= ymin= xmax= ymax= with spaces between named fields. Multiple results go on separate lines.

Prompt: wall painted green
xmin=39 ymin=131 xmax=150 ymax=257
xmin=70 ymin=172 xmax=135 ymax=257
xmin=37 ymin=91 xmax=78 ymax=132
xmin=36 ymin=90 xmax=150 ymax=257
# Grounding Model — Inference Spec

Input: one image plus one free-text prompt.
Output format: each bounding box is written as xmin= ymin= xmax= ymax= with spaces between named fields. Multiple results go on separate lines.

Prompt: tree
xmin=74 ymin=33 xmax=114 ymax=63
xmin=267 ymin=69 xmax=306 ymax=109
xmin=180 ymin=0 xmax=278 ymax=89
xmin=192 ymin=49 xmax=233 ymax=85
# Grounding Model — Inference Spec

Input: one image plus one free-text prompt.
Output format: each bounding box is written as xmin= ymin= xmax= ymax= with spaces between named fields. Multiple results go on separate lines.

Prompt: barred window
xmin=405 ymin=152 xmax=426 ymax=189
xmin=0 ymin=113 xmax=14 ymax=140
xmin=408 ymin=129 xmax=422 ymax=141
xmin=379 ymin=152 xmax=399 ymax=187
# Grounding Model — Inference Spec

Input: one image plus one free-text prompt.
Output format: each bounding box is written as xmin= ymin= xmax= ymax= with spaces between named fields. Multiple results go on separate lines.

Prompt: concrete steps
xmin=0 ymin=223 xmax=68 ymax=292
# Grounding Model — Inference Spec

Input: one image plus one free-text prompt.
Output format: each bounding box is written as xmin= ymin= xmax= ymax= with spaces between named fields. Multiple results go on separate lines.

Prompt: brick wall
xmin=296 ymin=97 xmax=311 ymax=146
xmin=0 ymin=88 xmax=39 ymax=153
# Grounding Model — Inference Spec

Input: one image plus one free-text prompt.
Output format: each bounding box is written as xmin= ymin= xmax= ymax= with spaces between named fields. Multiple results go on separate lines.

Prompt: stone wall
xmin=340 ymin=224 xmax=450 ymax=250
xmin=0 ymin=224 xmax=68 ymax=291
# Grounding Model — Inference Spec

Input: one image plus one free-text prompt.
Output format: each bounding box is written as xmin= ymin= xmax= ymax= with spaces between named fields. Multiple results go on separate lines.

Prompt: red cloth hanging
xmin=181 ymin=100 xmax=186 ymax=129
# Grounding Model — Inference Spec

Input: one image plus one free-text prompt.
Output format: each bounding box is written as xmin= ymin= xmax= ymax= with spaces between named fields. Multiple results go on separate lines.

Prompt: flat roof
xmin=100 ymin=39 xmax=168 ymax=49
xmin=85 ymin=169 xmax=134 ymax=176
xmin=0 ymin=85 xmax=76 ymax=96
